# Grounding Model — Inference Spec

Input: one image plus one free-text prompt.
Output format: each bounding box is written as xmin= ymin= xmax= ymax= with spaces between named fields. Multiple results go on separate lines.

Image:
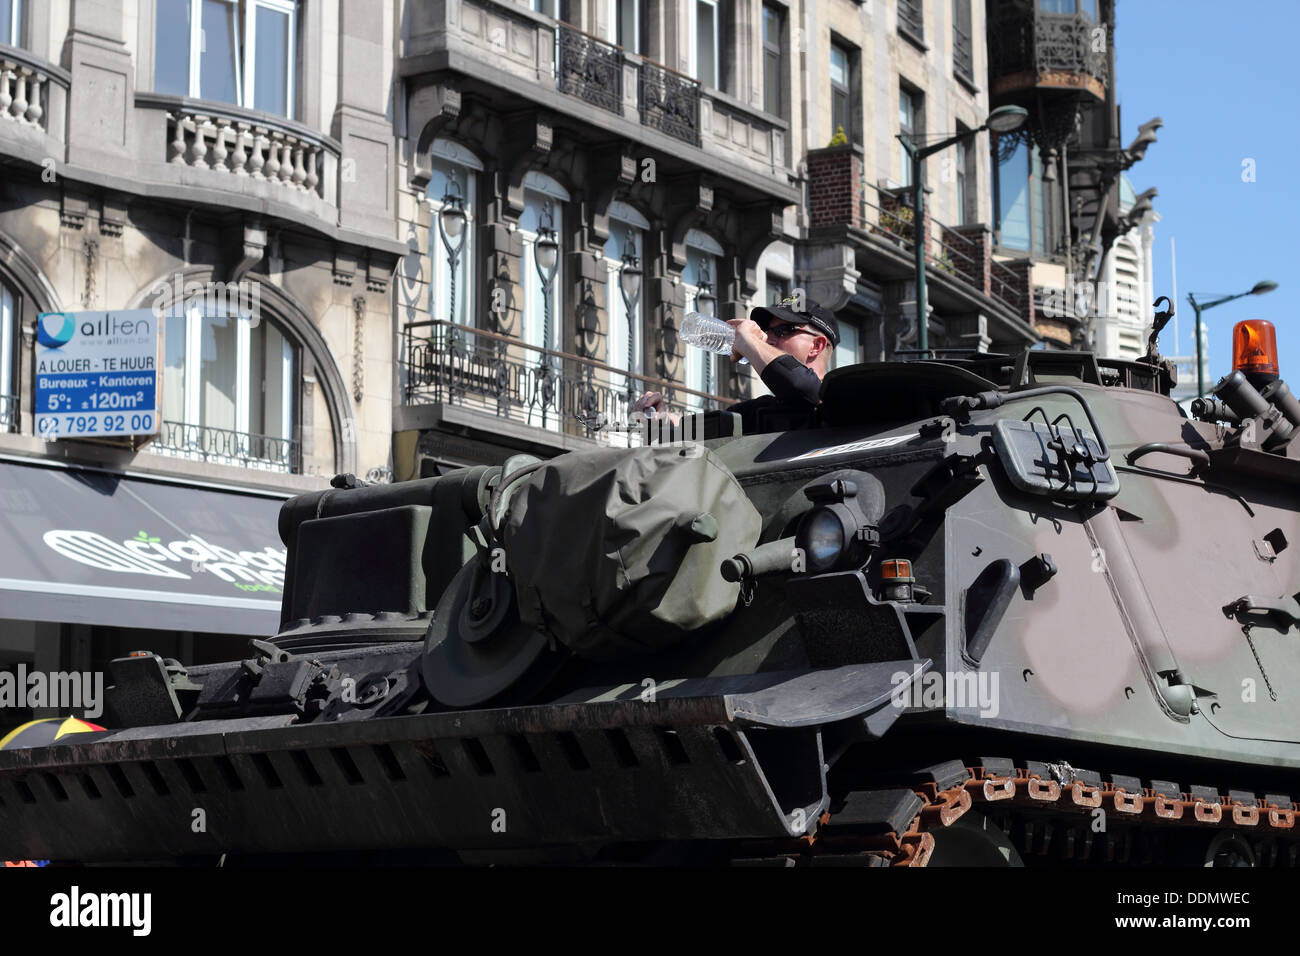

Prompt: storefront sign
xmin=35 ymin=309 xmax=159 ymax=439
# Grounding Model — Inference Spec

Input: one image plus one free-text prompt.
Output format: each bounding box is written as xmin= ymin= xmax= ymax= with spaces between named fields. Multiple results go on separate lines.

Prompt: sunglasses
xmin=762 ymin=322 xmax=819 ymax=340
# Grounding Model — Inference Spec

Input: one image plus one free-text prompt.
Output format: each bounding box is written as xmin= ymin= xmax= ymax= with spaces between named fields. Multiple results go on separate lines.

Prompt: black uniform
xmin=727 ymin=354 xmax=822 ymax=434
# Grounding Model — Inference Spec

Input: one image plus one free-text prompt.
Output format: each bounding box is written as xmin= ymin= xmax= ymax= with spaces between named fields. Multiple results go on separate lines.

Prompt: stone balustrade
xmin=165 ymin=109 xmax=330 ymax=197
xmin=0 ymin=43 xmax=68 ymax=138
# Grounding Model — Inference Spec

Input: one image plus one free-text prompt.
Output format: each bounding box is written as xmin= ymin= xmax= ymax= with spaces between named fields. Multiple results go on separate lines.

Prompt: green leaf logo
xmin=135 ymin=530 xmax=161 ymax=544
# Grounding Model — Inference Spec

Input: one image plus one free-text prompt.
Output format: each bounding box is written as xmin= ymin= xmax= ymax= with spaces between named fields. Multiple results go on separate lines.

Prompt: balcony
xmin=0 ymin=43 xmax=69 ymax=163
xmin=133 ymin=93 xmax=342 ymax=230
xmin=989 ymin=3 xmax=1108 ymax=101
xmin=805 ymin=145 xmax=1034 ymax=329
xmin=406 ymin=0 xmax=790 ymax=194
xmin=149 ymin=420 xmax=301 ymax=474
xmin=399 ymin=320 xmax=729 ymax=451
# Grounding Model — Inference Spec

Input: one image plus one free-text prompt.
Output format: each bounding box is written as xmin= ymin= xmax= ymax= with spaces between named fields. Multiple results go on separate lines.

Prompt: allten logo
xmin=36 ymin=312 xmax=76 ymax=349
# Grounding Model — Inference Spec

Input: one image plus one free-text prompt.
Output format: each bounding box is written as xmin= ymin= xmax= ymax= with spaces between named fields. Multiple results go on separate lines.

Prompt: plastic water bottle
xmin=680 ymin=311 xmax=749 ymax=365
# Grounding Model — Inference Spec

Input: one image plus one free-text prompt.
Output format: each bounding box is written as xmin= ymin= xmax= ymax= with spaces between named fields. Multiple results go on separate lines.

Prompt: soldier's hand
xmin=727 ymin=318 xmax=767 ymax=363
xmin=632 ymin=391 xmax=666 ymax=416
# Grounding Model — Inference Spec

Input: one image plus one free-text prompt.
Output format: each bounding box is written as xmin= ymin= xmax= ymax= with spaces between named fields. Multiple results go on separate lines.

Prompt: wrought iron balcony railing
xmin=556 ymin=24 xmax=623 ymax=115
xmin=638 ymin=59 xmax=702 ymax=147
xmin=898 ymin=0 xmax=925 ymax=41
xmin=860 ymin=182 xmax=1025 ymax=317
xmin=990 ymin=9 xmax=1108 ymax=91
xmin=151 ymin=420 xmax=301 ymax=473
xmin=401 ymin=320 xmax=730 ymax=441
xmin=0 ymin=394 xmax=17 ymax=433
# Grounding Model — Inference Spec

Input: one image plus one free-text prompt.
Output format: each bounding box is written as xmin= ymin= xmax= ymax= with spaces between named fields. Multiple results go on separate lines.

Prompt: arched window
xmin=603 ymin=200 xmax=650 ymax=401
xmin=0 ymin=280 xmax=15 ymax=431
xmin=682 ymin=228 xmax=723 ymax=407
xmin=160 ymin=287 xmax=298 ymax=471
xmin=520 ymin=172 xmax=569 ymax=357
xmin=427 ymin=139 xmax=482 ymax=328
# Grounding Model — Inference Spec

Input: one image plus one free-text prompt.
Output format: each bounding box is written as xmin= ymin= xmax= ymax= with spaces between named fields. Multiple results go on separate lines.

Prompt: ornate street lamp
xmin=437 ymin=173 xmax=467 ymax=319
xmin=437 ymin=173 xmax=468 ymax=357
xmin=899 ymin=104 xmax=1027 ymax=356
xmin=619 ymin=228 xmax=642 ymax=403
xmin=531 ymin=200 xmax=561 ymax=425
xmin=1188 ymin=280 xmax=1278 ymax=398
xmin=696 ymin=259 xmax=716 ymax=396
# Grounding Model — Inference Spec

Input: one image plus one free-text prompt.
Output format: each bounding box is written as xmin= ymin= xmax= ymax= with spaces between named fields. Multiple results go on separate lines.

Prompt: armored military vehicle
xmin=3 ymin=302 xmax=1299 ymax=866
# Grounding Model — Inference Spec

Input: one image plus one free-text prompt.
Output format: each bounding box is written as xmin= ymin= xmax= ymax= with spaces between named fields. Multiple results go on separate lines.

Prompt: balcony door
xmin=520 ymin=172 xmax=569 ymax=431
xmin=154 ymin=0 xmax=297 ymax=118
xmin=427 ymin=138 xmax=482 ymax=331
xmin=682 ymin=228 xmax=724 ymax=410
xmin=603 ymin=201 xmax=649 ymax=410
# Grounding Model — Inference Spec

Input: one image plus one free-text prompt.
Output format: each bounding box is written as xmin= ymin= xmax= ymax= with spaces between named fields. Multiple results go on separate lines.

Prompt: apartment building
xmin=0 ymin=0 xmax=403 ymax=716
xmin=395 ymin=0 xmax=1061 ymax=474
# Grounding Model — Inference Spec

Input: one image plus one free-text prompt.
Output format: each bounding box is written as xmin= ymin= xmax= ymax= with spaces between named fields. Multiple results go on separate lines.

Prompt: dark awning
xmin=0 ymin=457 xmax=292 ymax=636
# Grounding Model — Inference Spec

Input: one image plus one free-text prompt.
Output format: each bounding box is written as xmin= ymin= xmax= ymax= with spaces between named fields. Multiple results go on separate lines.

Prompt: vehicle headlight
xmin=804 ymin=508 xmax=845 ymax=569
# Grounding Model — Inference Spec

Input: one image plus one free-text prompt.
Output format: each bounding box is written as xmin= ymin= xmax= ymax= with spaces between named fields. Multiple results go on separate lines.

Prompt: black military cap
xmin=751 ymin=298 xmax=840 ymax=347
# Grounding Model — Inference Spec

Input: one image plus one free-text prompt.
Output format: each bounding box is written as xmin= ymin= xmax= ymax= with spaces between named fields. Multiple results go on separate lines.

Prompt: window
xmin=762 ymin=4 xmax=783 ymax=117
xmin=955 ymin=126 xmax=976 ymax=225
xmin=898 ymin=0 xmax=924 ymax=40
xmin=0 ymin=282 xmax=14 ymax=431
xmin=692 ymin=0 xmax=722 ymax=90
xmin=994 ymin=137 xmax=1050 ymax=254
xmin=830 ymin=43 xmax=853 ymax=143
xmin=1039 ymin=0 xmax=1096 ymax=16
xmin=899 ymin=85 xmax=921 ymax=187
xmin=163 ymin=293 xmax=297 ymax=469
xmin=609 ymin=0 xmax=647 ymax=55
xmin=682 ymin=230 xmax=724 ymax=407
xmin=154 ymin=0 xmax=297 ymax=118
xmin=765 ymin=274 xmax=790 ymax=304
xmin=953 ymin=0 xmax=974 ymax=82
xmin=832 ymin=320 xmax=859 ymax=370
xmin=520 ymin=172 xmax=568 ymax=356
xmin=0 ymin=0 xmax=24 ymax=47
xmin=603 ymin=202 xmax=649 ymax=399
xmin=427 ymin=140 xmax=482 ymax=329
xmin=535 ymin=0 xmax=573 ymax=22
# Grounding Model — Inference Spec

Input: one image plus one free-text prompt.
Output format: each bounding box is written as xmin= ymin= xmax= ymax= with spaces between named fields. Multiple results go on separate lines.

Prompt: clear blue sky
xmin=1115 ymin=0 xmax=1299 ymax=384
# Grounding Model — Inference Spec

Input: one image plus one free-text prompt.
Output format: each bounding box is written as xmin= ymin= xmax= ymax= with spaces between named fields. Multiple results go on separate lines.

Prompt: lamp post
xmin=618 ymin=228 xmax=642 ymax=405
xmin=898 ymin=104 xmax=1027 ymax=356
xmin=436 ymin=174 xmax=468 ymax=359
xmin=696 ymin=259 xmax=716 ymax=397
xmin=1188 ymin=281 xmax=1278 ymax=398
xmin=437 ymin=174 xmax=468 ymax=321
xmin=532 ymin=199 xmax=560 ymax=424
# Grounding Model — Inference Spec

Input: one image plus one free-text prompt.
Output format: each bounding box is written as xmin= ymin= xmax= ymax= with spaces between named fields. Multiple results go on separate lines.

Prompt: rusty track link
xmin=751 ymin=760 xmax=1300 ymax=867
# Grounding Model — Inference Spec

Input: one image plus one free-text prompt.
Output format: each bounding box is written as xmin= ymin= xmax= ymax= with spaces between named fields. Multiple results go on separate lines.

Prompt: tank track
xmin=729 ymin=759 xmax=1300 ymax=867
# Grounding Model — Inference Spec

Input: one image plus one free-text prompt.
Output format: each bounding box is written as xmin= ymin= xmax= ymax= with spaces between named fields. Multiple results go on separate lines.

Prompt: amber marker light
xmin=880 ymin=559 xmax=914 ymax=582
xmin=1233 ymin=319 xmax=1279 ymax=379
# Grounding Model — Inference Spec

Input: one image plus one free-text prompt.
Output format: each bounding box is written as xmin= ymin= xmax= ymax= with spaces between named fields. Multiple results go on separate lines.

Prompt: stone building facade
xmin=393 ymin=0 xmax=1053 ymax=474
xmin=0 ymin=0 xmax=405 ymax=705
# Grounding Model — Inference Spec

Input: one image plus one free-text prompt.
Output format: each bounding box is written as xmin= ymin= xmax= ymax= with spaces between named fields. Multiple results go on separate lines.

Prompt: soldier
xmin=635 ymin=299 xmax=839 ymax=434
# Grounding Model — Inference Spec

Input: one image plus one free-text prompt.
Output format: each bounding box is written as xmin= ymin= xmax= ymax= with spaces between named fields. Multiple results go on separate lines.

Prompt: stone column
xmin=65 ymin=0 xmax=136 ymax=172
